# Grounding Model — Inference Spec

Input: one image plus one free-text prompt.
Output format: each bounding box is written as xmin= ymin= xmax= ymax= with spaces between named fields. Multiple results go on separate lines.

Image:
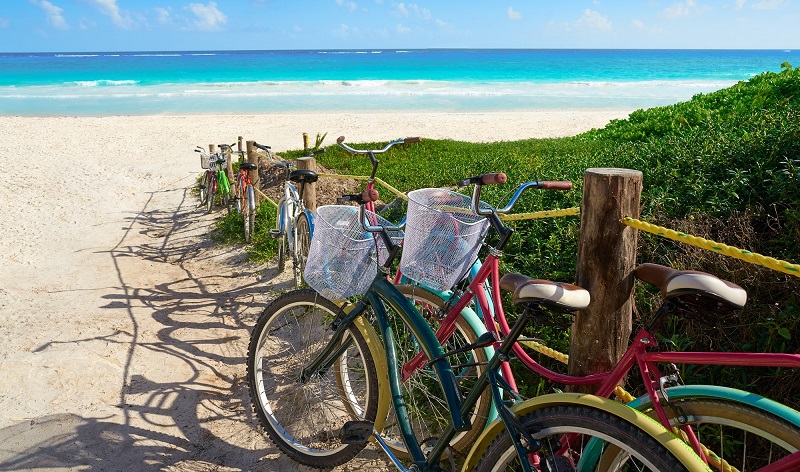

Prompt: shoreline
xmin=1 ymin=109 xmax=635 ymax=152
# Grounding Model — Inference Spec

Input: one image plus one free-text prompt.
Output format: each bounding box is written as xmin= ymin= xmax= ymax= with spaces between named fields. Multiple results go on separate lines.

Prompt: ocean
xmin=0 ymin=49 xmax=795 ymax=115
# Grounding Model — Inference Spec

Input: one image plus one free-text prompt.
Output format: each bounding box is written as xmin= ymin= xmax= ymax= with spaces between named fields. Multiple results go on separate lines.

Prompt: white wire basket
xmin=200 ymin=153 xmax=209 ymax=169
xmin=304 ymin=205 xmax=403 ymax=300
xmin=399 ymin=188 xmax=490 ymax=291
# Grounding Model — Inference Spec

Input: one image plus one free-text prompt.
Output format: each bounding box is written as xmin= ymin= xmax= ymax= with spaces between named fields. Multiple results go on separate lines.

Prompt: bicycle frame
xmin=404 ymin=234 xmax=800 ymax=471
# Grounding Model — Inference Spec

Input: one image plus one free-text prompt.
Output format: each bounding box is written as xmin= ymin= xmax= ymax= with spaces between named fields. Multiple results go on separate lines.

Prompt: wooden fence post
xmin=297 ymin=156 xmax=317 ymax=212
xmin=225 ymin=146 xmax=234 ymax=183
xmin=245 ymin=140 xmax=260 ymax=205
xmin=568 ymin=168 xmax=642 ymax=393
xmin=303 ymin=132 xmax=309 ymax=153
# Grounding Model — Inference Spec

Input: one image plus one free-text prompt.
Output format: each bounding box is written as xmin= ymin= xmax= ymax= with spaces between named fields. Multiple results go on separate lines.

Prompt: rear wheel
xmin=294 ymin=212 xmax=312 ymax=288
xmin=638 ymin=397 xmax=800 ymax=471
xmin=276 ymin=204 xmax=287 ymax=272
xmin=475 ymin=404 xmax=693 ymax=472
xmin=243 ymin=184 xmax=255 ymax=243
xmin=199 ymin=172 xmax=209 ymax=206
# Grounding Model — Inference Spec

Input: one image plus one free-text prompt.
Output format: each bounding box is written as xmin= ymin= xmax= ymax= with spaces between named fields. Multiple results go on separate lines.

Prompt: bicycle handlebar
xmin=336 ymin=135 xmax=421 ymax=155
xmin=459 ymin=173 xmax=572 ymax=216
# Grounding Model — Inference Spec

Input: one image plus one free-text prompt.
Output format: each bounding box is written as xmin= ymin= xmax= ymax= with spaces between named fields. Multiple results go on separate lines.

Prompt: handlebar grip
xmin=312 ymin=148 xmax=326 ymax=156
xmin=481 ymin=173 xmax=507 ymax=185
xmin=404 ymin=137 xmax=421 ymax=143
xmin=362 ymin=189 xmax=379 ymax=203
xmin=253 ymin=142 xmax=271 ymax=151
xmin=538 ymin=180 xmax=573 ymax=190
xmin=337 ymin=135 xmax=346 ymax=144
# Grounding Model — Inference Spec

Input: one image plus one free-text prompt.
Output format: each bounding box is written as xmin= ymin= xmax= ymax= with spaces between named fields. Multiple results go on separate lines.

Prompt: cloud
xmin=29 ymin=0 xmax=68 ymax=30
xmin=88 ymin=0 xmax=133 ymax=28
xmin=575 ymin=9 xmax=611 ymax=31
xmin=735 ymin=0 xmax=747 ymax=9
xmin=663 ymin=0 xmax=697 ymax=19
xmin=392 ymin=3 xmax=430 ymax=20
xmin=336 ymin=0 xmax=358 ymax=11
xmin=435 ymin=18 xmax=452 ymax=30
xmin=0 ymin=17 xmax=9 ymax=28
xmin=507 ymin=7 xmax=522 ymax=20
xmin=153 ymin=7 xmax=171 ymax=25
xmin=186 ymin=2 xmax=226 ymax=31
xmin=396 ymin=23 xmax=410 ymax=33
xmin=752 ymin=0 xmax=784 ymax=9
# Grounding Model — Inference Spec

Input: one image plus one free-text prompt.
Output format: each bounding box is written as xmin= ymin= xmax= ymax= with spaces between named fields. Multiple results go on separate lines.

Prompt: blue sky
xmin=2 ymin=1 xmax=798 ymax=52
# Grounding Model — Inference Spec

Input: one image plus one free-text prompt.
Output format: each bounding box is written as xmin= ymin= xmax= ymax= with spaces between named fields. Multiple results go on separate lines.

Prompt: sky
xmin=1 ymin=0 xmax=798 ymax=52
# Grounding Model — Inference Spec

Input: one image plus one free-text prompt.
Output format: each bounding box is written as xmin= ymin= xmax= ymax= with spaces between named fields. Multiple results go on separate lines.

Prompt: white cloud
xmin=435 ymin=18 xmax=452 ymax=30
xmin=392 ymin=3 xmax=430 ymax=19
xmin=735 ymin=0 xmax=747 ymax=9
xmin=396 ymin=23 xmax=411 ymax=33
xmin=507 ymin=7 xmax=522 ymax=20
xmin=575 ymin=9 xmax=611 ymax=31
xmin=336 ymin=0 xmax=358 ymax=11
xmin=88 ymin=0 xmax=133 ymax=28
xmin=332 ymin=23 xmax=351 ymax=37
xmin=0 ymin=17 xmax=9 ymax=28
xmin=154 ymin=7 xmax=171 ymax=25
xmin=29 ymin=0 xmax=68 ymax=30
xmin=186 ymin=2 xmax=226 ymax=31
xmin=663 ymin=0 xmax=697 ymax=19
xmin=752 ymin=0 xmax=784 ymax=9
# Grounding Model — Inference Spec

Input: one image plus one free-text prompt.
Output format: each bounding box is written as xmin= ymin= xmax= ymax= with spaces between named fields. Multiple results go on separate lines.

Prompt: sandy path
xmin=0 ymin=111 xmax=629 ymax=471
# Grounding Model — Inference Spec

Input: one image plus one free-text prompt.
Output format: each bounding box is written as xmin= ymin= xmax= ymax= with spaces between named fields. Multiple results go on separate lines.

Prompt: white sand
xmin=0 ymin=110 xmax=631 ymax=470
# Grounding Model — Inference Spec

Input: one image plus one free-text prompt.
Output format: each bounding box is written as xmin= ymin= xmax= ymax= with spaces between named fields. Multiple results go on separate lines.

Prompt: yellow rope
xmin=316 ymin=173 xmax=409 ymax=201
xmin=672 ymin=427 xmax=737 ymax=472
xmin=253 ymin=187 xmax=278 ymax=208
xmin=623 ymin=216 xmax=800 ymax=279
xmin=499 ymin=206 xmax=581 ymax=221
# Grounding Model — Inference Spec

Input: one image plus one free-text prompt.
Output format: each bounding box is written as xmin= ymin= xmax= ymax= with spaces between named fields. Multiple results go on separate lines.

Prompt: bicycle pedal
xmin=339 ymin=420 xmax=374 ymax=444
xmin=269 ymin=229 xmax=283 ymax=239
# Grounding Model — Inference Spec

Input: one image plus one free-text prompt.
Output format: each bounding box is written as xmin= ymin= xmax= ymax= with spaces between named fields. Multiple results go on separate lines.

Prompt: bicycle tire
xmin=199 ymin=172 xmax=209 ymax=206
xmin=242 ymin=184 xmax=255 ymax=243
xmin=205 ymin=174 xmax=215 ymax=213
xmin=474 ymin=404 xmax=694 ymax=472
xmin=247 ymin=289 xmax=380 ymax=468
xmin=294 ymin=211 xmax=311 ymax=288
xmin=378 ymin=284 xmax=492 ymax=462
xmin=276 ymin=203 xmax=287 ymax=272
xmin=636 ymin=396 xmax=800 ymax=471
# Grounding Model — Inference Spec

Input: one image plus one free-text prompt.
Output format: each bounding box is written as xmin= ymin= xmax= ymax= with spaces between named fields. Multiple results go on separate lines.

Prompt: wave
xmin=70 ymin=80 xmax=139 ymax=87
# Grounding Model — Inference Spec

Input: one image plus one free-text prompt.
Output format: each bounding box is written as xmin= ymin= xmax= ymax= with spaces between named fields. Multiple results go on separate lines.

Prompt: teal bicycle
xmin=246 ymin=177 xmax=709 ymax=471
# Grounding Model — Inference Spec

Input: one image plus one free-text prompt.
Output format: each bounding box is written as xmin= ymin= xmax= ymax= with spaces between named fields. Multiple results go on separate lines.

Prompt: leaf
xmin=778 ymin=327 xmax=791 ymax=340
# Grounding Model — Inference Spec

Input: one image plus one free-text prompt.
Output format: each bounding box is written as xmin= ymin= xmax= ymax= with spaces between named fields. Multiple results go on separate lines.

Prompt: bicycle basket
xmin=304 ymin=205 xmax=403 ymax=300
xmin=399 ymin=188 xmax=490 ymax=291
xmin=200 ymin=153 xmax=210 ymax=169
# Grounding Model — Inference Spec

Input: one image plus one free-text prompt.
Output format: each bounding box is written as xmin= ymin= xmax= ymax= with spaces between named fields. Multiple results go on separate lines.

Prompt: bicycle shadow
xmin=0 ymin=185 xmax=386 ymax=471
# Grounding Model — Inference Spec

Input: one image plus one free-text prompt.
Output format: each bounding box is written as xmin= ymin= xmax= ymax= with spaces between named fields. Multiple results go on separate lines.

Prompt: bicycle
xmin=222 ymin=144 xmax=258 ymax=243
xmin=246 ymin=178 xmax=709 ymax=471
xmin=253 ymin=142 xmax=321 ymax=287
xmin=195 ymin=145 xmax=231 ymax=213
xmin=388 ymin=177 xmax=800 ymax=471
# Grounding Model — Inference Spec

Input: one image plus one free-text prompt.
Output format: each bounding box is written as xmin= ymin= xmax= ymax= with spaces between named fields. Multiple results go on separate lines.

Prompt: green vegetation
xmin=215 ymin=64 xmax=800 ymax=409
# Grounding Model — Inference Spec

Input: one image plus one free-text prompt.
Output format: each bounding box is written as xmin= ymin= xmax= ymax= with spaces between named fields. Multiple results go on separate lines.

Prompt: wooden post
xmin=245 ymin=140 xmax=260 ymax=205
xmin=297 ymin=156 xmax=317 ymax=212
xmin=225 ymin=146 xmax=234 ymax=182
xmin=303 ymin=132 xmax=309 ymax=153
xmin=237 ymin=136 xmax=243 ymax=154
xmin=568 ymin=168 xmax=642 ymax=393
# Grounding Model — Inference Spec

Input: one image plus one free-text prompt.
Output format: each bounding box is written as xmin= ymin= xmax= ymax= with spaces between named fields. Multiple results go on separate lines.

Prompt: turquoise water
xmin=0 ymin=49 xmax=795 ymax=115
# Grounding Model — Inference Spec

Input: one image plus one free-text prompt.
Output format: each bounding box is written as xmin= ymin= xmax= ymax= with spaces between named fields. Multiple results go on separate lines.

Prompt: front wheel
xmin=199 ymin=172 xmax=209 ymax=206
xmin=294 ymin=212 xmax=312 ymax=288
xmin=205 ymin=175 xmax=215 ymax=213
xmin=247 ymin=290 xmax=380 ymax=468
xmin=474 ymin=404 xmax=695 ymax=472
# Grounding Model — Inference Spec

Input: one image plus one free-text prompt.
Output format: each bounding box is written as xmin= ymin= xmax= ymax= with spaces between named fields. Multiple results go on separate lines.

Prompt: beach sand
xmin=0 ymin=110 xmax=631 ymax=471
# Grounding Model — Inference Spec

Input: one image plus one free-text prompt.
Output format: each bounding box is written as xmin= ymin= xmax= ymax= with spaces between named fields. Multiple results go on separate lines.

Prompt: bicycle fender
xmin=303 ymin=209 xmax=316 ymax=236
xmin=461 ymin=393 xmax=711 ymax=472
xmin=333 ymin=302 xmax=390 ymax=443
xmin=628 ymin=384 xmax=800 ymax=430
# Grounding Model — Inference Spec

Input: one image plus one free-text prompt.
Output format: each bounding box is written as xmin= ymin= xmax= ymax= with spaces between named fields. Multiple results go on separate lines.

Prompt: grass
xmin=207 ymin=64 xmax=800 ymax=410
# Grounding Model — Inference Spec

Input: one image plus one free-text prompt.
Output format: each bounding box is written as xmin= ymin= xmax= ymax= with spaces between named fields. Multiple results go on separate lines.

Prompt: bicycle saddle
xmin=499 ymin=273 xmax=590 ymax=311
xmin=289 ymin=169 xmax=318 ymax=184
xmin=635 ymin=263 xmax=747 ymax=308
xmin=239 ymin=162 xmax=258 ymax=171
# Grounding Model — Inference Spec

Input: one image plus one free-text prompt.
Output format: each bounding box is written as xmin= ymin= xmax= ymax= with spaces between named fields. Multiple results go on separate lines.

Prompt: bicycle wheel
xmin=474 ymin=404 xmax=693 ymax=472
xmin=637 ymin=397 xmax=800 ymax=471
xmin=379 ymin=284 xmax=491 ymax=462
xmin=247 ymin=289 xmax=380 ymax=468
xmin=276 ymin=203 xmax=287 ymax=272
xmin=294 ymin=211 xmax=311 ymax=288
xmin=199 ymin=172 xmax=209 ymax=206
xmin=239 ymin=184 xmax=256 ymax=243
xmin=205 ymin=174 xmax=215 ymax=213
